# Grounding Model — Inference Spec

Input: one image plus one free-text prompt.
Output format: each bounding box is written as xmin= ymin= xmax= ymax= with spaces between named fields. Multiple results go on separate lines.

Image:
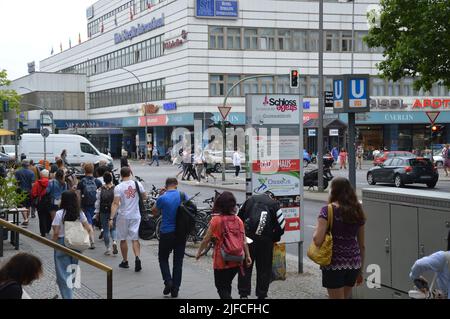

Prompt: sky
xmin=0 ymin=0 xmax=95 ymax=81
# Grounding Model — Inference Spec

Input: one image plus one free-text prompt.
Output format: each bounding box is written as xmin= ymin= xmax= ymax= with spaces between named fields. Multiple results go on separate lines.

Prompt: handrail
xmin=0 ymin=218 xmax=113 ymax=299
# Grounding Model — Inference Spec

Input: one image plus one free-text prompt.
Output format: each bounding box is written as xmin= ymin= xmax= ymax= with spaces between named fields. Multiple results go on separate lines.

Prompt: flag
xmin=51 ymin=47 xmax=54 ymax=55
xmin=69 ymin=38 xmax=72 ymax=48
xmin=60 ymin=42 xmax=63 ymax=52
xmin=101 ymin=22 xmax=104 ymax=33
xmin=78 ymin=33 xmax=81 ymax=44
xmin=130 ymin=7 xmax=134 ymax=20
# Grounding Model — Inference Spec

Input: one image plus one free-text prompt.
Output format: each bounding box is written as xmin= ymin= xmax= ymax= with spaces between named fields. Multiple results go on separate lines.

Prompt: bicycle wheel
xmin=184 ymin=220 xmax=209 ymax=258
xmin=155 ymin=216 xmax=162 ymax=241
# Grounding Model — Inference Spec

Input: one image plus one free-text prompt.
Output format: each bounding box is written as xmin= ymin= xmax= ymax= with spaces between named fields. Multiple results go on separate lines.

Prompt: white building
xmin=6 ymin=0 xmax=450 ymax=157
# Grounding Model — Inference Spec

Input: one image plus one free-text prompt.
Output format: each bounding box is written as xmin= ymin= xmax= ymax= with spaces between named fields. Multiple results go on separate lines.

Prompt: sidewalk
xmin=0 ymin=214 xmax=326 ymax=299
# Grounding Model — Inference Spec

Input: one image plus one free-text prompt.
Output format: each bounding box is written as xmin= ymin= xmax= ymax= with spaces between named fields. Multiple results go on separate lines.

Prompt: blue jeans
xmin=152 ymin=155 xmax=159 ymax=166
xmin=83 ymin=206 xmax=96 ymax=225
xmin=158 ymin=232 xmax=186 ymax=289
xmin=54 ymin=238 xmax=79 ymax=299
xmin=100 ymin=213 xmax=117 ymax=249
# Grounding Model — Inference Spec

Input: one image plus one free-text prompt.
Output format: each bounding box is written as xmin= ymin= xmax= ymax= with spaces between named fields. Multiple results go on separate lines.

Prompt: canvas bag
xmin=63 ymin=211 xmax=90 ymax=252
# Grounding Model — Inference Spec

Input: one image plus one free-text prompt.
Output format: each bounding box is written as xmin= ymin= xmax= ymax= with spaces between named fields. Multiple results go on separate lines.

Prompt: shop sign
xmin=142 ymin=103 xmax=160 ymax=115
xmin=308 ymin=129 xmax=316 ymax=137
xmin=412 ymin=98 xmax=450 ymax=110
xmin=114 ymin=14 xmax=165 ymax=44
xmin=196 ymin=0 xmax=239 ymax=19
xmin=139 ymin=115 xmax=168 ymax=127
xmin=164 ymin=30 xmax=188 ymax=50
xmin=370 ymin=98 xmax=450 ymax=112
xmin=248 ymin=95 xmax=301 ymax=125
xmin=329 ymin=129 xmax=339 ymax=136
xmin=163 ymin=102 xmax=177 ymax=111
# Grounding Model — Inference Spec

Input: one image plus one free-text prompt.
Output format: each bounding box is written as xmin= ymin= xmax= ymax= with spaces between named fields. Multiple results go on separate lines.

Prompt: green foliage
xmin=0 ymin=69 xmax=22 ymax=128
xmin=365 ymin=0 xmax=450 ymax=91
xmin=0 ymin=176 xmax=28 ymax=209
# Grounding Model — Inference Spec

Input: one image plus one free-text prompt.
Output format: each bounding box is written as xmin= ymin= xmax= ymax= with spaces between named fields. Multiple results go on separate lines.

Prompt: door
xmin=362 ymin=200 xmax=391 ymax=287
xmin=376 ymin=159 xmax=393 ymax=182
xmin=418 ymin=208 xmax=450 ymax=256
xmin=80 ymin=142 xmax=99 ymax=164
xmin=390 ymin=204 xmax=418 ymax=292
xmin=386 ymin=158 xmax=401 ymax=183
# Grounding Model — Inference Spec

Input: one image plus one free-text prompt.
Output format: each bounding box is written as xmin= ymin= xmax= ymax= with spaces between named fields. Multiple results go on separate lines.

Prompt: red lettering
xmin=413 ymin=99 xmax=422 ymax=108
xmin=432 ymin=99 xmax=442 ymax=109
xmin=423 ymin=99 xmax=432 ymax=108
xmin=444 ymin=99 xmax=450 ymax=108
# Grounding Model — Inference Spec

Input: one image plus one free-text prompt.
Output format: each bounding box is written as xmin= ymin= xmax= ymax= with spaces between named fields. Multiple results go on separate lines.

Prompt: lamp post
xmin=120 ymin=68 xmax=148 ymax=160
xmin=317 ymin=0 xmax=324 ymax=191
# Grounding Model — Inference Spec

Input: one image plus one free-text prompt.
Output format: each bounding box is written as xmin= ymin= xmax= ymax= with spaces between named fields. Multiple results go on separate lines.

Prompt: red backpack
xmin=220 ymin=215 xmax=245 ymax=263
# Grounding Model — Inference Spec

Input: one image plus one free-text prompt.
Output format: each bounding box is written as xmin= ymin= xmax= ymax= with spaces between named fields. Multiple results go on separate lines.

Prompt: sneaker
xmin=112 ymin=242 xmax=118 ymax=255
xmin=99 ymin=230 xmax=104 ymax=240
xmin=119 ymin=261 xmax=129 ymax=269
xmin=104 ymin=249 xmax=111 ymax=256
xmin=89 ymin=242 xmax=95 ymax=250
xmin=171 ymin=287 xmax=179 ymax=298
xmin=135 ymin=257 xmax=142 ymax=272
xmin=163 ymin=281 xmax=173 ymax=295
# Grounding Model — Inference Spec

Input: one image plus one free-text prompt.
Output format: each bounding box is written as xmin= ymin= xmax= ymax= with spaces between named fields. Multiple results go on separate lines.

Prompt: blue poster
xmin=196 ymin=0 xmax=215 ymax=17
xmin=215 ymin=1 xmax=238 ymax=17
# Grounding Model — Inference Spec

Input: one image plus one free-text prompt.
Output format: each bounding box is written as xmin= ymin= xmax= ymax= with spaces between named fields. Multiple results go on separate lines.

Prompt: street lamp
xmin=120 ymin=68 xmax=148 ymax=160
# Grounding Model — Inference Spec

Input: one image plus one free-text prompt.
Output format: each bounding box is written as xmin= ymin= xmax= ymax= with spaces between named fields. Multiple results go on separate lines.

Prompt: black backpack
xmin=242 ymin=196 xmax=276 ymax=241
xmin=99 ymin=186 xmax=115 ymax=215
xmin=139 ymin=216 xmax=156 ymax=240
xmin=80 ymin=177 xmax=98 ymax=207
xmin=175 ymin=192 xmax=197 ymax=243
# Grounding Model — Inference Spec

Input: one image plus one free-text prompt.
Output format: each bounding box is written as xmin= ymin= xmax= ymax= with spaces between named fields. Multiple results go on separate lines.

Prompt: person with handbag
xmin=109 ymin=167 xmax=147 ymax=272
xmin=52 ymin=191 xmax=93 ymax=299
xmin=311 ymin=177 xmax=366 ymax=299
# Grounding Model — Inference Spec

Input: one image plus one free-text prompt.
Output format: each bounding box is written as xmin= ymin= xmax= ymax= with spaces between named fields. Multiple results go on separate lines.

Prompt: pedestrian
xmin=49 ymin=156 xmax=61 ymax=179
xmin=409 ymin=230 xmax=450 ymax=299
xmin=77 ymin=163 xmax=102 ymax=249
xmin=312 ymin=177 xmax=366 ymax=299
xmin=181 ymin=149 xmax=191 ymax=181
xmin=120 ymin=151 xmax=130 ymax=168
xmin=203 ymin=151 xmax=217 ymax=183
xmin=14 ymin=160 xmax=35 ymax=226
xmin=60 ymin=149 xmax=70 ymax=167
xmin=152 ymin=178 xmax=187 ymax=298
xmin=331 ymin=145 xmax=339 ymax=163
xmin=237 ymin=191 xmax=286 ymax=299
xmin=443 ymin=144 xmax=450 ymax=177
xmin=31 ymin=169 xmax=52 ymax=237
xmin=356 ymin=145 xmax=364 ymax=170
xmin=28 ymin=160 xmax=41 ymax=219
xmin=94 ymin=172 xmax=118 ymax=256
xmin=339 ymin=148 xmax=348 ymax=169
xmin=149 ymin=146 xmax=160 ymax=166
xmin=0 ymin=253 xmax=43 ymax=299
xmin=196 ymin=191 xmax=252 ymax=299
xmin=52 ymin=191 xmax=93 ymax=299
xmin=233 ymin=150 xmax=242 ymax=180
xmin=109 ymin=167 xmax=146 ymax=272
xmin=46 ymin=169 xmax=69 ymax=221
xmin=194 ymin=149 xmax=205 ymax=184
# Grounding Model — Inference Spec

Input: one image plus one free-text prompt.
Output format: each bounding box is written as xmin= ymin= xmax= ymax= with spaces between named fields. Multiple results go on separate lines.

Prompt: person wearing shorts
xmin=110 ymin=167 xmax=147 ymax=272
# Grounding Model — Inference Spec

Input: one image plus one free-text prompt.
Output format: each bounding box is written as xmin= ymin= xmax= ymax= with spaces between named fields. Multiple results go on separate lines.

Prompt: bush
xmin=0 ymin=176 xmax=28 ymax=210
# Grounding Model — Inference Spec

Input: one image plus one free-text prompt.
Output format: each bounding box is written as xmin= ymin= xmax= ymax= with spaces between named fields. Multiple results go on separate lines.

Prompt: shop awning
xmin=303 ymin=118 xmax=348 ymax=129
xmin=0 ymin=128 xmax=15 ymax=136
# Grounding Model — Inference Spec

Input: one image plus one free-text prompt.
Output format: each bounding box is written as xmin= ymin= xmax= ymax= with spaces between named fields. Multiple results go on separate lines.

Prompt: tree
xmin=0 ymin=69 xmax=21 ymax=128
xmin=365 ymin=0 xmax=450 ymax=91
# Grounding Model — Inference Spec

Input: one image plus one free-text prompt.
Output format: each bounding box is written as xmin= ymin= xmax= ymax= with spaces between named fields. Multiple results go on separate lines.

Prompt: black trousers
xmin=37 ymin=207 xmax=52 ymax=237
xmin=238 ymin=238 xmax=273 ymax=299
xmin=214 ymin=267 xmax=239 ymax=299
xmin=235 ymin=166 xmax=241 ymax=177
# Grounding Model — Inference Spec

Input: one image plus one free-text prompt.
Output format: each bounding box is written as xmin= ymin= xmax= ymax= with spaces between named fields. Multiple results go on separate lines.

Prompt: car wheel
xmin=367 ymin=173 xmax=376 ymax=185
xmin=394 ymin=174 xmax=403 ymax=188
xmin=214 ymin=163 xmax=222 ymax=173
xmin=426 ymin=181 xmax=437 ymax=189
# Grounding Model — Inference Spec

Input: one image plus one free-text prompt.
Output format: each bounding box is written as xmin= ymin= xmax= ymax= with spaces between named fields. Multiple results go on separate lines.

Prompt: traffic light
xmin=431 ymin=125 xmax=438 ymax=132
xmin=290 ymin=69 xmax=299 ymax=88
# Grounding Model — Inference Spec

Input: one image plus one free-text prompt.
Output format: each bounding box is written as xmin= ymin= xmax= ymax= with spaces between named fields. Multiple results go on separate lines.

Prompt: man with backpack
xmin=77 ymin=162 xmax=102 ymax=249
xmin=152 ymin=178 xmax=191 ymax=298
xmin=31 ymin=169 xmax=51 ymax=237
xmin=237 ymin=191 xmax=285 ymax=299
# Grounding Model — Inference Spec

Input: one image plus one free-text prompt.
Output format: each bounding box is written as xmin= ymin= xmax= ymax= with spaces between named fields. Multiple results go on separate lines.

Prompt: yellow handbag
xmin=307 ymin=204 xmax=334 ymax=266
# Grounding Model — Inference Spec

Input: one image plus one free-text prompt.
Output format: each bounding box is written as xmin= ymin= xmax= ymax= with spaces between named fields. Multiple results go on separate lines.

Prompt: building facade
xmin=6 ymin=0 xmax=450 ymax=157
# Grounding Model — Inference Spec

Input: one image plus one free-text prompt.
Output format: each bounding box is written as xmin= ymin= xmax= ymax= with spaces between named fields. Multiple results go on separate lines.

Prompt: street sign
xmin=333 ymin=79 xmax=344 ymax=110
xmin=324 ymin=91 xmax=334 ymax=114
xmin=348 ymin=77 xmax=369 ymax=109
xmin=333 ymin=74 xmax=370 ymax=113
xmin=426 ymin=111 xmax=440 ymax=125
xmin=41 ymin=127 xmax=50 ymax=138
xmin=329 ymin=129 xmax=339 ymax=136
xmin=218 ymin=106 xmax=232 ymax=120
xmin=40 ymin=111 xmax=54 ymax=126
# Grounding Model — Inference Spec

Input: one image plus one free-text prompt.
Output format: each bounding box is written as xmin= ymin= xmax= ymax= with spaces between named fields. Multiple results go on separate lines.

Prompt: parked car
xmin=206 ymin=150 xmax=245 ymax=172
xmin=0 ymin=152 xmax=14 ymax=165
xmin=367 ymin=157 xmax=438 ymax=188
xmin=373 ymin=151 xmax=416 ymax=166
xmin=432 ymin=148 xmax=444 ymax=167
xmin=0 ymin=145 xmax=15 ymax=159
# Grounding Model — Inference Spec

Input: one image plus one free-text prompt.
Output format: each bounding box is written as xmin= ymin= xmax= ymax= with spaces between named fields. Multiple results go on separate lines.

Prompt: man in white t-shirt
xmin=110 ymin=167 xmax=147 ymax=272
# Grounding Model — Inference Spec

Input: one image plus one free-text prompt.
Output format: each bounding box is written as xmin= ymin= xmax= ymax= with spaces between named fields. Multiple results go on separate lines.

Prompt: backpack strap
xmin=327 ymin=204 xmax=334 ymax=232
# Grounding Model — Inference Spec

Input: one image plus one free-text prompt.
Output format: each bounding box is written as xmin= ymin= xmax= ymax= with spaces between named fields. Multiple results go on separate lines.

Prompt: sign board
xmin=329 ymin=129 xmax=339 ymax=136
xmin=40 ymin=111 xmax=53 ymax=126
xmin=86 ymin=6 xmax=94 ymax=19
xmin=40 ymin=128 xmax=50 ymax=138
xmin=218 ymin=106 xmax=232 ymax=120
xmin=324 ymin=91 xmax=334 ymax=114
xmin=114 ymin=14 xmax=165 ymax=44
xmin=426 ymin=111 xmax=440 ymax=124
xmin=163 ymin=102 xmax=177 ymax=111
xmin=308 ymin=129 xmax=316 ymax=137
xmin=333 ymin=74 xmax=370 ymax=113
xmin=195 ymin=0 xmax=239 ymax=19
xmin=246 ymin=94 xmax=303 ymax=244
xmin=142 ymin=104 xmax=160 ymax=115
xmin=27 ymin=61 xmax=36 ymax=74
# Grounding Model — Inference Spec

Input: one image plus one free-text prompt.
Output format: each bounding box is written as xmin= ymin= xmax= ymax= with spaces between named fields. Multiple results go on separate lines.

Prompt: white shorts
xmin=116 ymin=217 xmax=141 ymax=241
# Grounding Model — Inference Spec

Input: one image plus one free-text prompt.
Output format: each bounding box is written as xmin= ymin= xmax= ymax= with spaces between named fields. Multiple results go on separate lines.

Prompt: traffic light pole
xmin=317 ymin=0 xmax=324 ymax=191
xmin=221 ymin=74 xmax=273 ymax=182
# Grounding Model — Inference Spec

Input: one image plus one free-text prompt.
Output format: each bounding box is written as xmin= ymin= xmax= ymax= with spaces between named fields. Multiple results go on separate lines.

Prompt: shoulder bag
xmin=63 ymin=211 xmax=90 ymax=252
xmin=307 ymin=204 xmax=334 ymax=266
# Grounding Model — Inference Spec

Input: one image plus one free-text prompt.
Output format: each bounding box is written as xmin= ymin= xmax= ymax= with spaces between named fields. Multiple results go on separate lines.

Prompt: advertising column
xmin=246 ymin=94 xmax=304 ymax=272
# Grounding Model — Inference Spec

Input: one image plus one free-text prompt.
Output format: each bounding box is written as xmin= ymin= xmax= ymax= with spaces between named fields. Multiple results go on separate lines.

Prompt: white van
xmin=19 ymin=134 xmax=113 ymax=167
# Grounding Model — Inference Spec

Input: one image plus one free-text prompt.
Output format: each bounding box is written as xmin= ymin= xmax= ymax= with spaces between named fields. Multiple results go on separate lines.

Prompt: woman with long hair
xmin=52 ymin=191 xmax=93 ymax=299
xmin=46 ymin=169 xmax=68 ymax=220
xmin=312 ymin=177 xmax=366 ymax=299
xmin=0 ymin=253 xmax=42 ymax=299
xmin=196 ymin=191 xmax=251 ymax=299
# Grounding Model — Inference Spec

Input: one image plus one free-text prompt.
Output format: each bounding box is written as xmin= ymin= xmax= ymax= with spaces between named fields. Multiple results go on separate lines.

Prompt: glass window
xmin=244 ymin=29 xmax=258 ymax=50
xmin=308 ymin=77 xmax=319 ymax=97
xmin=259 ymin=29 xmax=275 ymax=50
xmin=276 ymin=75 xmax=290 ymax=94
xmin=325 ymin=30 xmax=339 ymax=52
xmin=227 ymin=28 xmax=241 ymax=50
xmin=243 ymin=76 xmax=258 ymax=95
xmin=309 ymin=31 xmax=319 ymax=51
xmin=81 ymin=143 xmax=99 ymax=155
xmin=293 ymin=30 xmax=307 ymax=51
xmin=210 ymin=75 xmax=225 ymax=96
xmin=402 ymin=78 xmax=414 ymax=96
xmin=277 ymin=30 xmax=291 ymax=51
xmin=210 ymin=27 xmax=224 ymax=49
xmin=341 ymin=31 xmax=352 ymax=52
xmin=260 ymin=76 xmax=275 ymax=94
xmin=226 ymin=75 xmax=241 ymax=97
xmin=372 ymin=78 xmax=386 ymax=96
xmin=355 ymin=31 xmax=369 ymax=52
xmin=388 ymin=81 xmax=401 ymax=96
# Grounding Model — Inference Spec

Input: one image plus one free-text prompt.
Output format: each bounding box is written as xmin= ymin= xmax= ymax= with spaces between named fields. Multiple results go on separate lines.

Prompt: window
xmin=325 ymin=31 xmax=339 ymax=52
xmin=277 ymin=30 xmax=291 ymax=51
xmin=309 ymin=31 xmax=319 ymax=51
xmin=259 ymin=29 xmax=275 ymax=50
xmin=293 ymin=30 xmax=307 ymax=51
xmin=244 ymin=29 xmax=258 ymax=50
xmin=210 ymin=27 xmax=224 ymax=49
xmin=243 ymin=76 xmax=259 ymax=95
xmin=226 ymin=75 xmax=241 ymax=97
xmin=308 ymin=77 xmax=319 ymax=97
xmin=81 ymin=143 xmax=98 ymax=155
xmin=227 ymin=28 xmax=241 ymax=49
xmin=372 ymin=78 xmax=386 ymax=96
xmin=341 ymin=31 xmax=352 ymax=52
xmin=260 ymin=76 xmax=275 ymax=94
xmin=388 ymin=81 xmax=401 ymax=96
xmin=210 ymin=75 xmax=225 ymax=96
xmin=355 ymin=31 xmax=369 ymax=52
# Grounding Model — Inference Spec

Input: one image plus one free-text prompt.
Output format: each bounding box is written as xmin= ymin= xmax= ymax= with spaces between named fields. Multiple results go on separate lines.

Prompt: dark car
xmin=0 ymin=152 xmax=14 ymax=164
xmin=367 ymin=157 xmax=438 ymax=188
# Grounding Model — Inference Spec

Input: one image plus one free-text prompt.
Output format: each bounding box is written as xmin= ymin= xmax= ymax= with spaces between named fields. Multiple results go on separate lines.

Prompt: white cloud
xmin=0 ymin=0 xmax=95 ymax=80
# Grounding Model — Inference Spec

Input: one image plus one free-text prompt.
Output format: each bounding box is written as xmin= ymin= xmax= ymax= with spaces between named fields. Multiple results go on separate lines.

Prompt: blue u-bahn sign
xmin=333 ymin=74 xmax=370 ymax=113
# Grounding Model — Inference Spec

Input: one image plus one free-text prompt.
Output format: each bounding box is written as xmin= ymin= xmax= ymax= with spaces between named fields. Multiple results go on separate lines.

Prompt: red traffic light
xmin=432 ymin=125 xmax=438 ymax=131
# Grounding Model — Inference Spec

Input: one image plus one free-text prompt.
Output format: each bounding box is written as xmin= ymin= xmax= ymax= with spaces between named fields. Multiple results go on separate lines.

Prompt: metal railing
xmin=0 ymin=218 xmax=113 ymax=299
